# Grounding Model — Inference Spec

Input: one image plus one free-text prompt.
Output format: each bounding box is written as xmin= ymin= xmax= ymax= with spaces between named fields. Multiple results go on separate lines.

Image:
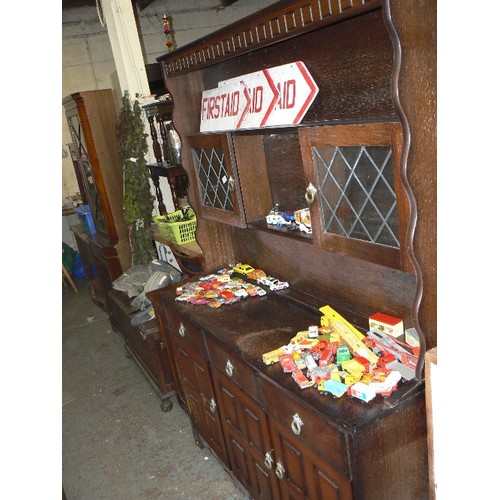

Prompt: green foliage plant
xmin=117 ymin=92 xmax=156 ymax=265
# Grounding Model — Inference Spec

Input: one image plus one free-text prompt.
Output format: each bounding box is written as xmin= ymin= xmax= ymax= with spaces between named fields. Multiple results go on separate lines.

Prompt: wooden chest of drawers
xmin=107 ymin=289 xmax=175 ymax=411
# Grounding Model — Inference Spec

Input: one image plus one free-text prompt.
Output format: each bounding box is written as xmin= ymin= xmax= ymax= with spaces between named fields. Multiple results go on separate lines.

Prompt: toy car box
xmin=369 ymin=312 xmax=404 ymax=339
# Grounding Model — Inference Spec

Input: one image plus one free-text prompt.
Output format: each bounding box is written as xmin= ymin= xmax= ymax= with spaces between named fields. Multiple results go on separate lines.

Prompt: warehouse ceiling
xmin=62 ymin=0 xmax=154 ymax=9
xmin=62 ymin=0 xmax=240 ymax=10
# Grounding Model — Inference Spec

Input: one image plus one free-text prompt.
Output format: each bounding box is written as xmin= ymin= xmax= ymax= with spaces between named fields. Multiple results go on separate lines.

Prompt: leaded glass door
xmin=299 ymin=122 xmax=411 ymax=272
xmin=188 ymin=133 xmax=246 ymax=228
xmin=66 ymin=112 xmax=107 ymax=234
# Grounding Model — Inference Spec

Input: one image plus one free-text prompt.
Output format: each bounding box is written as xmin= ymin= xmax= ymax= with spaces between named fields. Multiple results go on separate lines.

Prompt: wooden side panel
xmin=80 ymin=90 xmax=127 ymax=243
xmin=148 ymin=290 xmax=186 ymax=410
xmin=352 ymin=392 xmax=429 ymax=500
xmin=386 ymin=0 xmax=437 ymax=351
xmin=425 ymin=347 xmax=437 ymax=499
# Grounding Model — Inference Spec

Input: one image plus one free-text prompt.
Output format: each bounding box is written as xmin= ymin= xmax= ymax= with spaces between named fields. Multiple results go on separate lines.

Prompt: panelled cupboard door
xmin=268 ymin=418 xmax=353 ymax=500
xmin=187 ymin=133 xmax=247 ymax=228
xmin=173 ymin=340 xmax=229 ymax=466
xmin=299 ymin=122 xmax=412 ymax=272
xmin=212 ymin=368 xmax=280 ymax=499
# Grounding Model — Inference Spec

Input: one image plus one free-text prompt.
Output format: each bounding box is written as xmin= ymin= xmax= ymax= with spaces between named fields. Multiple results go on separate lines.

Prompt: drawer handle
xmin=291 ymin=413 xmax=304 ymax=435
xmin=264 ymin=451 xmax=274 ymax=470
xmin=304 ymin=182 xmax=317 ymax=204
xmin=225 ymin=359 xmax=234 ymax=377
xmin=178 ymin=323 xmax=185 ymax=337
xmin=275 ymin=462 xmax=286 ymax=480
xmin=209 ymin=398 xmax=217 ymax=413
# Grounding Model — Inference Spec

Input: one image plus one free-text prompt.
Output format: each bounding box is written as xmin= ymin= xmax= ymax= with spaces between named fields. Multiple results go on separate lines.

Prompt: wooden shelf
xmin=248 ymin=218 xmax=313 ymax=242
xmin=152 ymin=225 xmax=203 ymax=276
xmin=152 ymin=225 xmax=203 ymax=258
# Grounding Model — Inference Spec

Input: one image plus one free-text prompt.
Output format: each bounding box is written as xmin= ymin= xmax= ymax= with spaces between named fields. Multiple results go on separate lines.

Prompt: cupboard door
xmin=173 ymin=339 xmax=229 ymax=465
xmin=268 ymin=418 xmax=353 ymax=500
xmin=212 ymin=368 xmax=279 ymax=499
xmin=187 ymin=133 xmax=247 ymax=228
xmin=63 ymin=90 xmax=128 ymax=245
xmin=299 ymin=122 xmax=411 ymax=272
xmin=66 ymin=112 xmax=108 ymax=235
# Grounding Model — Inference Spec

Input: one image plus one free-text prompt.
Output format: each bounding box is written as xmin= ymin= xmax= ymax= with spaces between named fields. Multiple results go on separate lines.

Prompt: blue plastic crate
xmin=75 ymin=204 xmax=96 ymax=235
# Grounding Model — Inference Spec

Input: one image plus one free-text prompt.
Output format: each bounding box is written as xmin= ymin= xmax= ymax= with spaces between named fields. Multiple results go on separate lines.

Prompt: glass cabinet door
xmin=66 ymin=113 xmax=107 ymax=234
xmin=188 ymin=133 xmax=246 ymax=228
xmin=299 ymin=122 xmax=411 ymax=272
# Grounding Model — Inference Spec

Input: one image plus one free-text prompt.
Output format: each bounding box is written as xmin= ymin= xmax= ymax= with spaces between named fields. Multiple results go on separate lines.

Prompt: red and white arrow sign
xmin=200 ymin=61 xmax=318 ymax=132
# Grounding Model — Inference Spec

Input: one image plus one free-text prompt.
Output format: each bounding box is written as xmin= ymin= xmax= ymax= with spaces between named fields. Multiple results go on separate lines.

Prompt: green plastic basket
xmin=153 ymin=209 xmax=197 ymax=245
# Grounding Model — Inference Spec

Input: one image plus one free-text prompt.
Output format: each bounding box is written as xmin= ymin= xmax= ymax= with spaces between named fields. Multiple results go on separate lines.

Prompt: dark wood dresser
xmin=150 ymin=0 xmax=436 ymax=497
xmin=152 ymin=283 xmax=428 ymax=499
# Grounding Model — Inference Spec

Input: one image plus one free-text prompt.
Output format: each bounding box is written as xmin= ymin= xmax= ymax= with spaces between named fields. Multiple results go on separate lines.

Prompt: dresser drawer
xmin=206 ymin=333 xmax=260 ymax=402
xmin=261 ymin=376 xmax=351 ymax=476
xmin=165 ymin=307 xmax=207 ymax=356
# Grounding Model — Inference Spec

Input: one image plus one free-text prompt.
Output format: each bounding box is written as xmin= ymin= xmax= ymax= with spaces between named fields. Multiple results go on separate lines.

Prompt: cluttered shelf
xmin=248 ymin=217 xmax=313 ymax=242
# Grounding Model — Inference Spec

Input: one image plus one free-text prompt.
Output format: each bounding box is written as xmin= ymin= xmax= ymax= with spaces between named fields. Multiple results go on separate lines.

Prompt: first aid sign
xmin=200 ymin=61 xmax=319 ymax=133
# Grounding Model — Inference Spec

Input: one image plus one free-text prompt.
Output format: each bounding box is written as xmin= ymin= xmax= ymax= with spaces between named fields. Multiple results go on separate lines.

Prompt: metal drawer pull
xmin=304 ymin=182 xmax=317 ymax=204
xmin=225 ymin=359 xmax=234 ymax=377
xmin=275 ymin=462 xmax=286 ymax=480
xmin=209 ymin=398 xmax=217 ymax=413
xmin=291 ymin=413 xmax=304 ymax=435
xmin=264 ymin=451 xmax=274 ymax=470
xmin=178 ymin=322 xmax=185 ymax=337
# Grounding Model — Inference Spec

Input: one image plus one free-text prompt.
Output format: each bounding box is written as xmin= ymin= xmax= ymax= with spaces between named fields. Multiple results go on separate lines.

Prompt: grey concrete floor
xmin=62 ymin=278 xmax=248 ymax=500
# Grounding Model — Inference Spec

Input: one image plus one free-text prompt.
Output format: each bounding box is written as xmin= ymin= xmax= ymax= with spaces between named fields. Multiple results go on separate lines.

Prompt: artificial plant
xmin=117 ymin=92 xmax=156 ymax=265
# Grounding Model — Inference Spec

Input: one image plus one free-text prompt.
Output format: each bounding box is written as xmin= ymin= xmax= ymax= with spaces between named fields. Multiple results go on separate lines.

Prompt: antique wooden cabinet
xmin=63 ymin=90 xmax=131 ymax=309
xmin=152 ymin=0 xmax=436 ymax=498
xmin=107 ymin=289 xmax=176 ymax=411
xmin=153 ymin=285 xmax=428 ymax=499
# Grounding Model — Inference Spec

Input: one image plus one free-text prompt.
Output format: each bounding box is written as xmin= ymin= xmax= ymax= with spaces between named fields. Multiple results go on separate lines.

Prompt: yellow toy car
xmin=232 ymin=263 xmax=255 ymax=275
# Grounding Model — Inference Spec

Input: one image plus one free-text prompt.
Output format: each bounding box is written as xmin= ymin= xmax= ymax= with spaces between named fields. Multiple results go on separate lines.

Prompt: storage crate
xmin=75 ymin=204 xmax=96 ymax=235
xmin=153 ymin=209 xmax=197 ymax=245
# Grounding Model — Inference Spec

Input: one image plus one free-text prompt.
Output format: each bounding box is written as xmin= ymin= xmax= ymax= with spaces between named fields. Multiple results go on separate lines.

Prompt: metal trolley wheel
xmin=161 ymin=398 xmax=173 ymax=412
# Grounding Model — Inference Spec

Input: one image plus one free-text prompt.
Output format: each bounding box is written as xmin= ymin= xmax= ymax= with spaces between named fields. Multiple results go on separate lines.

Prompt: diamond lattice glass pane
xmin=313 ymin=145 xmax=399 ymax=248
xmin=67 ymin=116 xmax=106 ymax=232
xmin=193 ymin=147 xmax=234 ymax=211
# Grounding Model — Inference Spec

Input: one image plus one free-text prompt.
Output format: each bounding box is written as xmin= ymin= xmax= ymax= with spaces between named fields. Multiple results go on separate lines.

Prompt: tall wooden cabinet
xmin=63 ymin=90 xmax=131 ymax=309
xmin=152 ymin=0 xmax=436 ymax=498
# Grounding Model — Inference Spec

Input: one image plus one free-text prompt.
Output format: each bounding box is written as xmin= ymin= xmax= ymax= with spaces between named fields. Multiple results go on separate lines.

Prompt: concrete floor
xmin=62 ymin=278 xmax=248 ymax=500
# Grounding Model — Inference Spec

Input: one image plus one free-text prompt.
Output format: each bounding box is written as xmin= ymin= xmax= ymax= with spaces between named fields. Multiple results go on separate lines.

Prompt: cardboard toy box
xmin=369 ymin=312 xmax=404 ymax=339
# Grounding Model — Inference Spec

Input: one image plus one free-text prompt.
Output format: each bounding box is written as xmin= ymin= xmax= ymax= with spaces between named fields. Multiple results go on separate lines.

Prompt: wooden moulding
xmin=158 ymin=0 xmax=382 ymax=76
